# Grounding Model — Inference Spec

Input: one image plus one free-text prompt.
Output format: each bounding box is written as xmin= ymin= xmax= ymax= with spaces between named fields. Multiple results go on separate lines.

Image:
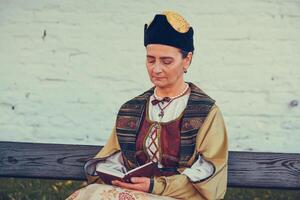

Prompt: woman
xmin=67 ymin=11 xmax=228 ymax=200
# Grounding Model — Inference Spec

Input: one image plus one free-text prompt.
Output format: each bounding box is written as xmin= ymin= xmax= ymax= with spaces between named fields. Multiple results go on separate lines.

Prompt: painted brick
xmin=0 ymin=0 xmax=299 ymax=153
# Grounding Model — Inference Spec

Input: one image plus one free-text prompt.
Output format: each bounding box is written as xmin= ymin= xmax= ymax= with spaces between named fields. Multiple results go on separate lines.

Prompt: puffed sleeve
xmin=151 ymin=105 xmax=228 ymax=200
xmin=84 ymin=126 xmax=122 ymax=184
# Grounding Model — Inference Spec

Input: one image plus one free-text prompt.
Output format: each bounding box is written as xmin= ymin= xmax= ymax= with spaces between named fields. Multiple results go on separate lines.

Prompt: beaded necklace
xmin=152 ymin=83 xmax=189 ymax=118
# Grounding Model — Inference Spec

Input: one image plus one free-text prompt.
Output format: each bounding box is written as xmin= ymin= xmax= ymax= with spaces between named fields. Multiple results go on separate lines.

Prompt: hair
xmin=180 ymin=49 xmax=193 ymax=65
xmin=179 ymin=49 xmax=193 ymax=58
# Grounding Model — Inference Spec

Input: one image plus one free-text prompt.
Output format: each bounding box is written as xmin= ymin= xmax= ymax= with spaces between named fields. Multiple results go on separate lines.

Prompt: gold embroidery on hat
xmin=162 ymin=11 xmax=190 ymax=33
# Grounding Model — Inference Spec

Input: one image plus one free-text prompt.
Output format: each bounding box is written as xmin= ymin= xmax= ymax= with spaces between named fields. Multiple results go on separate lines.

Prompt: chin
xmin=152 ymin=80 xmax=168 ymax=88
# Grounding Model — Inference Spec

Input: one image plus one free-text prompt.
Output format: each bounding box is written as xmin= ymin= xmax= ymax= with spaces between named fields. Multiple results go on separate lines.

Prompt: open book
xmin=96 ymin=161 xmax=158 ymax=184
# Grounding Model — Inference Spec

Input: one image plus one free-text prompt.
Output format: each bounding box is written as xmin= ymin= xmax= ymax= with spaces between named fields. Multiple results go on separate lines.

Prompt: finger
xmin=112 ymin=180 xmax=129 ymax=188
xmin=111 ymin=180 xmax=121 ymax=186
xmin=130 ymin=177 xmax=148 ymax=183
xmin=115 ymin=181 xmax=141 ymax=190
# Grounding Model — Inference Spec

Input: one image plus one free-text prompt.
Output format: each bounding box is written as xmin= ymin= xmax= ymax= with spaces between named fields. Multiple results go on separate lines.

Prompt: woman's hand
xmin=112 ymin=177 xmax=150 ymax=192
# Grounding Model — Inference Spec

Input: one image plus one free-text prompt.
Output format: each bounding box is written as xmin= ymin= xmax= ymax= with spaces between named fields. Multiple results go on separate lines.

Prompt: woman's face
xmin=146 ymin=44 xmax=191 ymax=89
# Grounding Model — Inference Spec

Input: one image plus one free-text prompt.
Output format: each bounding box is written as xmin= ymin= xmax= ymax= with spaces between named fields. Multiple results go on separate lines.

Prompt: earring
xmin=183 ymin=69 xmax=187 ymax=73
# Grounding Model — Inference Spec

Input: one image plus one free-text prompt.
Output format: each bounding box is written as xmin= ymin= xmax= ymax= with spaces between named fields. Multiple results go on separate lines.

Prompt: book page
xmin=96 ymin=165 xmax=125 ymax=178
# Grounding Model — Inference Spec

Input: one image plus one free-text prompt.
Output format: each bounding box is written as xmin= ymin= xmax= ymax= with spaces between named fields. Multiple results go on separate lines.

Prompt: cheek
xmin=168 ymin=64 xmax=183 ymax=78
xmin=146 ymin=64 xmax=153 ymax=76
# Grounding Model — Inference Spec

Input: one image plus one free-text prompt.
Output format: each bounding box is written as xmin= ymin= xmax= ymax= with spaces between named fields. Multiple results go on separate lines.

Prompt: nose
xmin=153 ymin=62 xmax=163 ymax=73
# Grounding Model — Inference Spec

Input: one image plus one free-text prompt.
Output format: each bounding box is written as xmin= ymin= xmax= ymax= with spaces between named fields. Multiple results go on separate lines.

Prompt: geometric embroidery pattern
xmin=146 ymin=124 xmax=160 ymax=162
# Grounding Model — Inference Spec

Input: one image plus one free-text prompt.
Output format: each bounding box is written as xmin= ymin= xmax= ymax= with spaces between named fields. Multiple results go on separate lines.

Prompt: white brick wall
xmin=0 ymin=0 xmax=299 ymax=153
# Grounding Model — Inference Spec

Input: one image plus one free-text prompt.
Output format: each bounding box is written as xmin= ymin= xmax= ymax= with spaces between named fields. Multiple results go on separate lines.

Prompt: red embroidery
xmin=118 ymin=192 xmax=135 ymax=200
xmin=117 ymin=117 xmax=138 ymax=129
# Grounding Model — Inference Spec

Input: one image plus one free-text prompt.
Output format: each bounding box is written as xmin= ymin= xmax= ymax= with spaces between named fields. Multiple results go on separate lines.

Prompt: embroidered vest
xmin=135 ymin=115 xmax=182 ymax=168
xmin=115 ymin=82 xmax=215 ymax=168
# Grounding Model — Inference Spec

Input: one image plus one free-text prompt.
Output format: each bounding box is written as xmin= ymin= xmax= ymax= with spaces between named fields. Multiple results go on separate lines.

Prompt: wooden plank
xmin=0 ymin=141 xmax=99 ymax=181
xmin=0 ymin=141 xmax=299 ymax=189
xmin=228 ymin=151 xmax=300 ymax=189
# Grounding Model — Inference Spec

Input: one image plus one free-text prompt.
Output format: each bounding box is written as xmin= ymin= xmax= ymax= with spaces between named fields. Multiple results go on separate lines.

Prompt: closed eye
xmin=161 ymin=58 xmax=173 ymax=65
xmin=146 ymin=56 xmax=155 ymax=64
xmin=147 ymin=58 xmax=155 ymax=64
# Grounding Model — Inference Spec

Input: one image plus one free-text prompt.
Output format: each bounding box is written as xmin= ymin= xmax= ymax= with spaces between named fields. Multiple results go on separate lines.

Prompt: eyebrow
xmin=146 ymin=55 xmax=174 ymax=59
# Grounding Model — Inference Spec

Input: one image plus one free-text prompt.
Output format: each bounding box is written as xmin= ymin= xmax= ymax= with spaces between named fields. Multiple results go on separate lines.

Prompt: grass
xmin=0 ymin=178 xmax=83 ymax=200
xmin=0 ymin=178 xmax=299 ymax=200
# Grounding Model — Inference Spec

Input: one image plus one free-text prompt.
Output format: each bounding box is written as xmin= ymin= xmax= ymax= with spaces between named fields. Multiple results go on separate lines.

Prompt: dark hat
xmin=144 ymin=12 xmax=194 ymax=52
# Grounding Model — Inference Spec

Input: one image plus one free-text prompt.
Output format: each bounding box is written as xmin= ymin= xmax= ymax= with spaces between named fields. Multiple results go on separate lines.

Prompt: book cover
xmin=96 ymin=161 xmax=158 ymax=185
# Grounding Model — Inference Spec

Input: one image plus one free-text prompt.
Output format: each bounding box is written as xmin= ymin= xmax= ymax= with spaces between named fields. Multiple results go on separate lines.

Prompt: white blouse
xmin=148 ymin=92 xmax=190 ymax=123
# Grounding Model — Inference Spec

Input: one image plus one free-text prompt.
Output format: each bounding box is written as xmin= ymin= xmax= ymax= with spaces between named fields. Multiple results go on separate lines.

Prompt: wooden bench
xmin=0 ymin=141 xmax=299 ymax=189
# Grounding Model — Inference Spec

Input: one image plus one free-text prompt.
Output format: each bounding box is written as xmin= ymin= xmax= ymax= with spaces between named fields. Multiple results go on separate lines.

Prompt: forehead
xmin=146 ymin=44 xmax=181 ymax=57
